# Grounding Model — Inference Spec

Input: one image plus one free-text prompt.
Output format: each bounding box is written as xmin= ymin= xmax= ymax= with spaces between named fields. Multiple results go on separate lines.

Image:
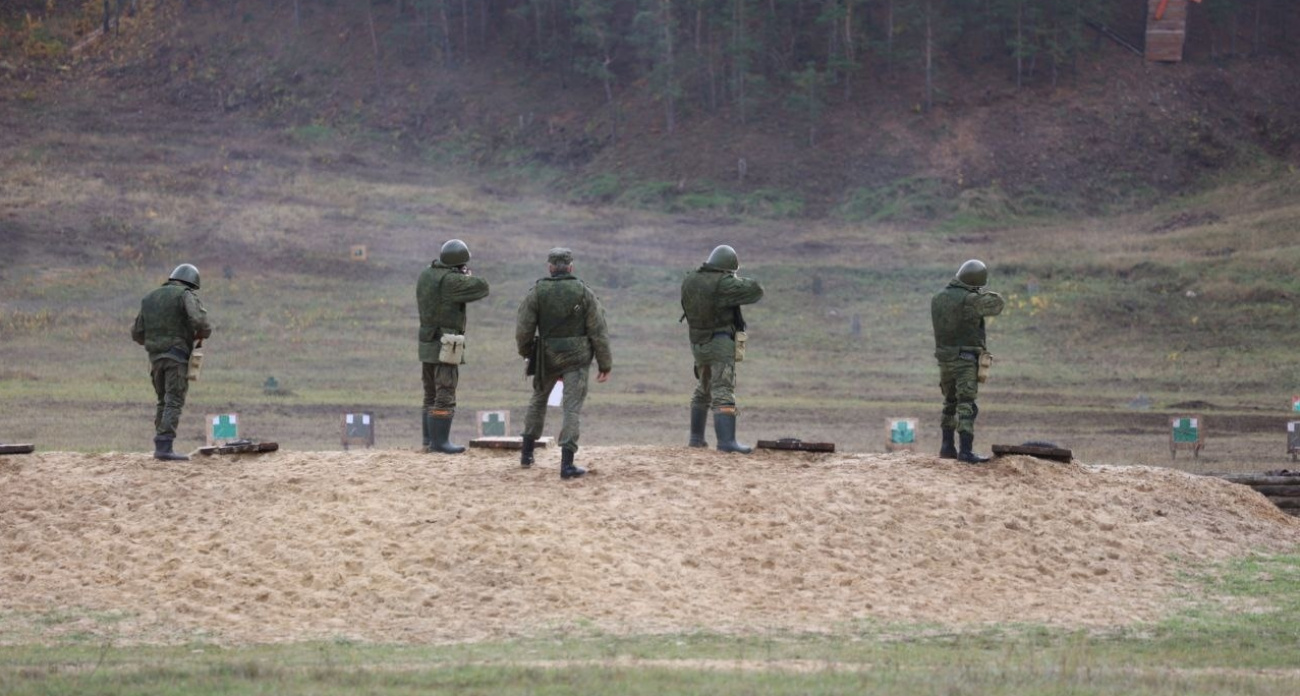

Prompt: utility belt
xmin=709 ymin=329 xmax=747 ymax=362
xmin=956 ymin=350 xmax=994 ymax=382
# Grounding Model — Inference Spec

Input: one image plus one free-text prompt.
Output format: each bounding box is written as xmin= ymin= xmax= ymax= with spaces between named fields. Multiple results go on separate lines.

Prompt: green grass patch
xmin=2 ymin=555 xmax=1299 ymax=695
xmin=835 ymin=177 xmax=956 ymax=222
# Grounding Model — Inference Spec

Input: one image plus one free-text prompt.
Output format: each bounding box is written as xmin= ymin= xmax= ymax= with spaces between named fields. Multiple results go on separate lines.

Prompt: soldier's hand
xmin=596 ymin=371 xmax=610 ymax=383
xmin=462 ymin=267 xmax=473 ymax=276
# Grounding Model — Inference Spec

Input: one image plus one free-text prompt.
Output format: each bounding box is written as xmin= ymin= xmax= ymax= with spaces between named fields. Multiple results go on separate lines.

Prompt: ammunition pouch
xmin=438 ymin=331 xmax=466 ymax=365
xmin=187 ymin=349 xmax=204 ymax=381
xmin=733 ymin=330 xmax=748 ymax=362
xmin=978 ymin=351 xmax=993 ymax=383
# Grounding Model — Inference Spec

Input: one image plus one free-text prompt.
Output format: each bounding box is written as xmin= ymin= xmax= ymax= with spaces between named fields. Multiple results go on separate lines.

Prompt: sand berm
xmin=2 ymin=447 xmax=1297 ymax=644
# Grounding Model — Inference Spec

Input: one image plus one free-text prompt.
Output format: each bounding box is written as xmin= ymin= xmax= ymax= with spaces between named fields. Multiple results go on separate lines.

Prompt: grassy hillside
xmin=3 ymin=1 xmax=1299 ymax=217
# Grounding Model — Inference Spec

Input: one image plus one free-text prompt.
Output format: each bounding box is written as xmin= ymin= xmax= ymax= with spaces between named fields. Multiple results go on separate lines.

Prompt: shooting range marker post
xmin=206 ymin=413 xmax=239 ymax=445
xmin=477 ymin=410 xmax=510 ymax=438
xmin=342 ymin=412 xmax=375 ymax=450
xmin=350 ymin=244 xmax=368 ymax=262
xmin=468 ymin=409 xmax=553 ymax=450
xmin=1170 ymin=414 xmax=1204 ymax=459
xmin=1289 ymin=422 xmax=1300 ymax=463
xmin=885 ymin=418 xmax=918 ymax=453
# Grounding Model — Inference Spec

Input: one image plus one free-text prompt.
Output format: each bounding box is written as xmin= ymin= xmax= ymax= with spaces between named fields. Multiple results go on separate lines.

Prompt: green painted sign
xmin=211 ymin=414 xmax=238 ymax=441
xmin=890 ymin=420 xmax=915 ymax=444
xmin=1172 ymin=417 xmax=1200 ymax=444
xmin=482 ymin=412 xmax=506 ymax=437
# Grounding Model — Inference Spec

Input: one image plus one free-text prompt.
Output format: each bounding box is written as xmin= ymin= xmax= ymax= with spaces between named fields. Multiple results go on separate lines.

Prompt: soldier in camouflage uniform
xmin=131 ymin=263 xmax=213 ymax=461
xmin=680 ymin=245 xmax=764 ymax=453
xmin=515 ymin=248 xmax=613 ymax=479
xmin=417 ymin=239 xmax=490 ymax=454
xmin=931 ymin=259 xmax=1004 ymax=463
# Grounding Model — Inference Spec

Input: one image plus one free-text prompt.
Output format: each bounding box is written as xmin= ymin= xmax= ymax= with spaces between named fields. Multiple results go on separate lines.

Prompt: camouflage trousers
xmin=524 ymin=365 xmax=589 ymax=453
xmin=937 ymin=355 xmax=980 ymax=435
xmin=422 ymin=362 xmax=459 ymax=412
xmin=690 ymin=334 xmax=737 ymax=410
xmin=151 ymin=358 xmax=189 ymax=437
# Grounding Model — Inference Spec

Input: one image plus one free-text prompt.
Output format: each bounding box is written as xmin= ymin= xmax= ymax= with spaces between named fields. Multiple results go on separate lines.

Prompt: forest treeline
xmin=4 ymin=1 xmax=1297 ymax=131
xmin=278 ymin=0 xmax=1292 ymax=136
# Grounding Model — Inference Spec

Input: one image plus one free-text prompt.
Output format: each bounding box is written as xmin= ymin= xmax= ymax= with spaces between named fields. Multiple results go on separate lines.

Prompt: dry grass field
xmin=3 ymin=85 xmax=1299 ymax=470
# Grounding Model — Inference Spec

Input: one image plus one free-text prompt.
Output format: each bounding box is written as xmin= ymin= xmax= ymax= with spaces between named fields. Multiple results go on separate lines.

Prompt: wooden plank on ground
xmin=1203 ymin=474 xmax=1300 ymax=486
xmin=0 ymin=444 xmax=36 ymax=455
xmin=197 ymin=441 xmax=279 ymax=456
xmin=757 ymin=439 xmax=835 ymax=453
xmin=991 ymin=443 xmax=1073 ymax=462
xmin=1251 ymin=485 xmax=1300 ymax=497
xmin=469 ymin=436 xmax=552 ymax=450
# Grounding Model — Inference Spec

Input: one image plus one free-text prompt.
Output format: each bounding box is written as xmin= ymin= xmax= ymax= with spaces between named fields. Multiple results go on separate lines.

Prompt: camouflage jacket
xmin=131 ymin=280 xmax=212 ymax=363
xmin=931 ymin=280 xmax=1004 ymax=360
xmin=417 ymin=261 xmax=490 ymax=363
xmin=516 ymin=273 xmax=613 ymax=375
xmin=680 ymin=264 xmax=764 ymax=345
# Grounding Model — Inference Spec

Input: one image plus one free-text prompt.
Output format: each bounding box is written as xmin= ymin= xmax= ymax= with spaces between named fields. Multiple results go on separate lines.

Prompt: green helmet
xmin=706 ymin=245 xmax=739 ymax=271
xmin=169 ymin=263 xmax=201 ymax=289
xmin=956 ymin=259 xmax=989 ymax=288
xmin=440 ymin=239 xmax=471 ymax=266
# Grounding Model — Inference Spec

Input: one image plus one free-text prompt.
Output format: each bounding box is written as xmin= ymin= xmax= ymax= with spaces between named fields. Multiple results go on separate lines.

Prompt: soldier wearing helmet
xmin=131 ymin=263 xmax=213 ymax=461
xmin=931 ymin=259 xmax=1004 ymax=463
xmin=680 ymin=245 xmax=764 ymax=453
xmin=417 ymin=239 xmax=490 ymax=453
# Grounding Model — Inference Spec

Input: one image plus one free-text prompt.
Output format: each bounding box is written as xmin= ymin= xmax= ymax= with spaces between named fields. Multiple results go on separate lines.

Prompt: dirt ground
xmin=2 ymin=447 xmax=1296 ymax=645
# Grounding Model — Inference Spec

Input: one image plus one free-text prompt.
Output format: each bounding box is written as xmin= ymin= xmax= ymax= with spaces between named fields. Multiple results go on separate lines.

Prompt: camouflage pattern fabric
xmin=422 ymin=362 xmax=460 ymax=411
xmin=132 ymin=280 xmax=211 ymax=362
xmin=133 ymin=279 xmax=211 ymax=438
xmin=417 ymin=262 xmax=490 ymax=364
xmin=690 ymin=353 xmax=737 ymax=411
xmin=931 ymin=279 xmax=1004 ymax=435
xmin=151 ymin=359 xmax=189 ymax=437
xmin=515 ymin=272 xmax=612 ymax=453
xmin=938 ymin=356 xmax=980 ymax=434
xmin=523 ymin=365 xmax=590 ymax=453
xmin=681 ymin=265 xmax=763 ymax=410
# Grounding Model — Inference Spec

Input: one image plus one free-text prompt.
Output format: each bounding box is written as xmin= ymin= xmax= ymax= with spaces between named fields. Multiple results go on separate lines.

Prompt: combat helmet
xmin=955 ymin=259 xmax=989 ymax=288
xmin=440 ymin=239 xmax=471 ymax=266
xmin=706 ymin=245 xmax=740 ymax=271
xmin=169 ymin=263 xmax=201 ymax=290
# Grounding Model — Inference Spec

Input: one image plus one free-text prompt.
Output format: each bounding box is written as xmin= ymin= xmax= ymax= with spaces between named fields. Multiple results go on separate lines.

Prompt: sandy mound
xmin=1 ymin=447 xmax=1296 ymax=644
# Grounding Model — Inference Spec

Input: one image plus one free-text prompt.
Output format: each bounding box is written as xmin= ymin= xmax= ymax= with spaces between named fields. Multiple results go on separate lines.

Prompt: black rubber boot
xmin=421 ymin=408 xmax=433 ymax=453
xmin=560 ymin=448 xmax=586 ymax=479
xmin=428 ymin=410 xmax=466 ymax=454
xmin=958 ymin=432 xmax=990 ymax=464
xmin=689 ymin=405 xmax=709 ymax=448
xmin=939 ymin=429 xmax=958 ymax=459
xmin=714 ymin=409 xmax=753 ymax=454
xmin=520 ymin=434 xmax=536 ymax=468
xmin=153 ymin=436 xmax=189 ymax=461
